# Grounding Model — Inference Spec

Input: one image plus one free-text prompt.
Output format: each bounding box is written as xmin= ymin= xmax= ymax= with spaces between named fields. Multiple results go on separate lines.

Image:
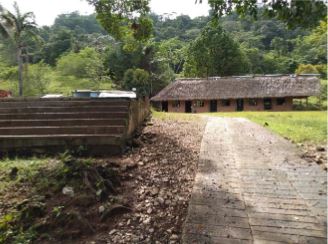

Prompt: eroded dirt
xmin=98 ymin=117 xmax=206 ymax=243
xmin=0 ymin=117 xmax=206 ymax=244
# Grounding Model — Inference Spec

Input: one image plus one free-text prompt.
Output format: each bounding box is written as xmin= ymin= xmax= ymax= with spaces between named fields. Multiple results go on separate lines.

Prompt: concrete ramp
xmin=0 ymin=98 xmax=149 ymax=156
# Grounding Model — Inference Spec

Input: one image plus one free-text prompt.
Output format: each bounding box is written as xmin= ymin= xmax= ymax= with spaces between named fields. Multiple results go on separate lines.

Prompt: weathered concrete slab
xmin=182 ymin=117 xmax=327 ymax=243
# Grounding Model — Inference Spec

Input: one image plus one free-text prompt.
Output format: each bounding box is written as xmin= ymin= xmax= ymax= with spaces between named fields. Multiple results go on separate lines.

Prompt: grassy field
xmin=154 ymin=111 xmax=327 ymax=144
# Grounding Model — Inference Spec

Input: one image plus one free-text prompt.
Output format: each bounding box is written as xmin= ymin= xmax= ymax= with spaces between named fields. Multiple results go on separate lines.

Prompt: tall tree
xmin=0 ymin=2 xmax=37 ymax=96
xmin=184 ymin=21 xmax=249 ymax=77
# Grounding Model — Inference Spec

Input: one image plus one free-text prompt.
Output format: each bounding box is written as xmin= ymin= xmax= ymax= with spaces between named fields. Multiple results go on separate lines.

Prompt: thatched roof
xmin=151 ymin=75 xmax=321 ymax=101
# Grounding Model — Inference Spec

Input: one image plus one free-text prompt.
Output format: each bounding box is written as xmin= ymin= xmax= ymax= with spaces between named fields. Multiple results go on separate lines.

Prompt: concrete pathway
xmin=182 ymin=117 xmax=327 ymax=243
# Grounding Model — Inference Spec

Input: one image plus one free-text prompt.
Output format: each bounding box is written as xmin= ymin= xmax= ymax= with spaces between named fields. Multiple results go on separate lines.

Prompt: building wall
xmin=166 ymin=97 xmax=294 ymax=113
xmin=218 ymin=99 xmax=236 ymax=112
xmin=243 ymin=98 xmax=264 ymax=111
xmin=192 ymin=100 xmax=210 ymax=113
xmin=168 ymin=100 xmax=185 ymax=113
xmin=272 ymin=97 xmax=293 ymax=111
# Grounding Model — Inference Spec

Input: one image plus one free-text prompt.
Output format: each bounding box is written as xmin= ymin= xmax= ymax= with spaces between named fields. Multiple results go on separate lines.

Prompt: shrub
xmin=295 ymin=64 xmax=319 ymax=75
xmin=123 ymin=68 xmax=150 ymax=96
xmin=314 ymin=64 xmax=327 ymax=79
xmin=56 ymin=47 xmax=105 ymax=79
xmin=24 ymin=62 xmax=52 ymax=96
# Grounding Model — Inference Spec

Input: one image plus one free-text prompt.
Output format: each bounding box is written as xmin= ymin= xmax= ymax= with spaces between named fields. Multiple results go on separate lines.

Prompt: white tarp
xmin=42 ymin=94 xmax=64 ymax=98
xmin=98 ymin=91 xmax=137 ymax=98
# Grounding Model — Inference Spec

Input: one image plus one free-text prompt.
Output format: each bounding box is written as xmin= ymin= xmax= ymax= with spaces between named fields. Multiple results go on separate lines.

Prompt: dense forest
xmin=0 ymin=7 xmax=326 ymax=97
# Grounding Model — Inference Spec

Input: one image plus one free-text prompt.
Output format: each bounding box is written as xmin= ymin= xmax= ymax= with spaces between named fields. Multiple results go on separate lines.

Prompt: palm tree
xmin=0 ymin=2 xmax=37 ymax=96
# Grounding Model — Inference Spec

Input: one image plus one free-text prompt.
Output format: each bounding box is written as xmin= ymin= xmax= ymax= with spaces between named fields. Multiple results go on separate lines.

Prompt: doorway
xmin=162 ymin=101 xmax=168 ymax=112
xmin=210 ymin=100 xmax=217 ymax=112
xmin=236 ymin=99 xmax=244 ymax=111
xmin=185 ymin=101 xmax=192 ymax=113
xmin=263 ymin=98 xmax=272 ymax=110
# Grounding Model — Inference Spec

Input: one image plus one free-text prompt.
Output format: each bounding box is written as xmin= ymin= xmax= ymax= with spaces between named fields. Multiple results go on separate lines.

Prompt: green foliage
xmin=0 ymin=62 xmax=17 ymax=80
xmin=295 ymin=64 xmax=319 ymax=75
xmin=123 ymin=68 xmax=150 ymax=96
xmin=151 ymin=14 xmax=209 ymax=42
xmin=314 ymin=64 xmax=327 ymax=79
xmin=88 ymin=0 xmax=152 ymax=41
xmin=0 ymin=212 xmax=37 ymax=244
xmin=0 ymin=2 xmax=38 ymax=96
xmin=292 ymin=20 xmax=327 ymax=65
xmin=41 ymin=28 xmax=74 ymax=66
xmin=57 ymin=47 xmax=105 ymax=79
xmin=23 ymin=62 xmax=51 ymax=96
xmin=53 ymin=12 xmax=106 ymax=34
xmin=132 ymin=16 xmax=153 ymax=41
xmin=0 ymin=5 xmax=327 ymax=98
xmin=204 ymin=0 xmax=327 ymax=28
xmin=184 ymin=21 xmax=249 ymax=77
xmin=157 ymin=38 xmax=186 ymax=74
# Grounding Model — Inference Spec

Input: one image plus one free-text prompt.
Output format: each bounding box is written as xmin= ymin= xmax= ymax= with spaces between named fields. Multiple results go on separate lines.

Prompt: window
xmin=263 ymin=98 xmax=272 ymax=110
xmin=276 ymin=98 xmax=286 ymax=106
xmin=195 ymin=100 xmax=205 ymax=107
xmin=248 ymin=98 xmax=257 ymax=106
xmin=172 ymin=100 xmax=180 ymax=108
xmin=221 ymin=99 xmax=230 ymax=106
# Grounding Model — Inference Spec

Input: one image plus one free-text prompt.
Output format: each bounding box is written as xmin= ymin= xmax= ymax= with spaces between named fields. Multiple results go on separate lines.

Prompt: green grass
xmin=0 ymin=158 xmax=55 ymax=192
xmin=154 ymin=111 xmax=327 ymax=144
xmin=208 ymin=111 xmax=327 ymax=144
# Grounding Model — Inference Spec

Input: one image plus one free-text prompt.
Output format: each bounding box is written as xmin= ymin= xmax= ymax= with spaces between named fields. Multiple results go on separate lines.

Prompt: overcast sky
xmin=0 ymin=0 xmax=210 ymax=26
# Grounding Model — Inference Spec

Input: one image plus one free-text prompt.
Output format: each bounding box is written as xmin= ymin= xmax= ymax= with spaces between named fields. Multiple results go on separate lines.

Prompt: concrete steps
xmin=0 ymin=134 xmax=123 ymax=155
xmin=0 ymin=98 xmax=133 ymax=155
xmin=0 ymin=119 xmax=126 ymax=127
xmin=0 ymin=98 xmax=130 ymax=108
xmin=0 ymin=126 xmax=125 ymax=135
xmin=0 ymin=112 xmax=128 ymax=120
xmin=0 ymin=106 xmax=129 ymax=113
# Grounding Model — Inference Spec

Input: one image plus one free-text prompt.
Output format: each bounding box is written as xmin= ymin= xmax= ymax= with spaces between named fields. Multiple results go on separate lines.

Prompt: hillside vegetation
xmin=0 ymin=11 xmax=326 ymax=97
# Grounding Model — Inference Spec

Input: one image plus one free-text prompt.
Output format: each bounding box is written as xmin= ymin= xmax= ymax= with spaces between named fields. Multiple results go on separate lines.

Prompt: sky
xmin=0 ymin=0 xmax=210 ymax=26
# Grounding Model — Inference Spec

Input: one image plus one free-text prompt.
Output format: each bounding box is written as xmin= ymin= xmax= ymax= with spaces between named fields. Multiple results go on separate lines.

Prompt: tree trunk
xmin=17 ymin=47 xmax=23 ymax=97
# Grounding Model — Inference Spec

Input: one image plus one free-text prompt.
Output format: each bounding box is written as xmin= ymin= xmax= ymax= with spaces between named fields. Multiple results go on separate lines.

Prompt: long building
xmin=151 ymin=75 xmax=320 ymax=113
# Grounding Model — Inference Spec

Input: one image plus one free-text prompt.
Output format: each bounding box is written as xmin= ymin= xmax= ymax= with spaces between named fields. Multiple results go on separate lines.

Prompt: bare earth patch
xmin=97 ymin=117 xmax=206 ymax=243
xmin=0 ymin=117 xmax=205 ymax=244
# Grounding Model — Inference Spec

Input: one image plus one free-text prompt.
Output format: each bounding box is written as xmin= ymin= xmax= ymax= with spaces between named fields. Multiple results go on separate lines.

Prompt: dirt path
xmin=183 ymin=117 xmax=327 ymax=243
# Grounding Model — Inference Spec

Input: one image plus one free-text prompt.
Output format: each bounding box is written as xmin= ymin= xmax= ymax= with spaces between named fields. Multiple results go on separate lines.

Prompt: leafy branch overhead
xmin=197 ymin=0 xmax=327 ymax=28
xmin=86 ymin=0 xmax=152 ymax=41
xmin=88 ymin=0 xmax=327 ymax=41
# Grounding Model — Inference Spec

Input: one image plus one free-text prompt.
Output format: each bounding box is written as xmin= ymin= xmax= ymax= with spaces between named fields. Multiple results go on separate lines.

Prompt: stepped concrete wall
xmin=0 ymin=97 xmax=149 ymax=156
